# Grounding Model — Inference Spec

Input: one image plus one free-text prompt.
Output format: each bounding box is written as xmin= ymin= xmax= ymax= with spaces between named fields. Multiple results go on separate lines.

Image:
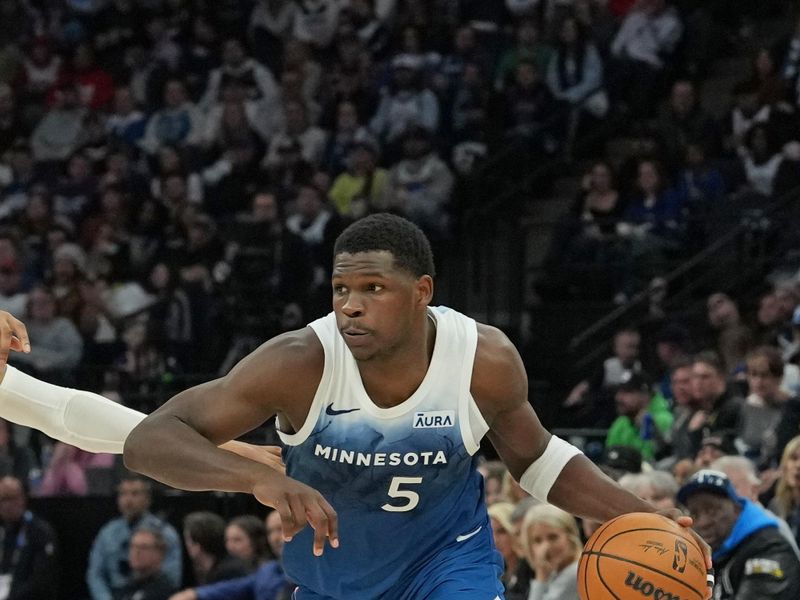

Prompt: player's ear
xmin=415 ymin=275 xmax=434 ymax=307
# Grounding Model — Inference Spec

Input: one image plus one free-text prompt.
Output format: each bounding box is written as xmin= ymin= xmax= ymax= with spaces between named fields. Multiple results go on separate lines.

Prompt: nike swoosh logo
xmin=325 ymin=404 xmax=360 ymax=416
xmin=455 ymin=525 xmax=482 ymax=542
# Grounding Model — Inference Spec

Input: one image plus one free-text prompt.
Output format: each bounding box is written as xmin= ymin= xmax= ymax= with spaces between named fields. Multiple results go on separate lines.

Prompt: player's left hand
xmin=0 ymin=310 xmax=30 ymax=369
xmin=657 ymin=508 xmax=714 ymax=600
xmin=220 ymin=441 xmax=286 ymax=474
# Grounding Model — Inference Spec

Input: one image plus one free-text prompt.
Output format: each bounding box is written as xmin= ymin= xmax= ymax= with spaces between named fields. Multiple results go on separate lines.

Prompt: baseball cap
xmin=677 ymin=469 xmax=740 ymax=505
xmin=600 ymin=445 xmax=643 ymax=474
xmin=699 ymin=433 xmax=737 ymax=456
xmin=616 ymin=371 xmax=651 ymax=393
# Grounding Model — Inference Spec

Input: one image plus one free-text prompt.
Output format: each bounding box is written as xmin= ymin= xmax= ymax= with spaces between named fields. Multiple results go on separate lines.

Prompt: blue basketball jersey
xmin=277 ymin=306 xmax=503 ymax=599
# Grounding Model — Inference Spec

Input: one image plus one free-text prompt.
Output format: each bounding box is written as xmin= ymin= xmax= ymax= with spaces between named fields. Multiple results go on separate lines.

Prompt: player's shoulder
xmin=471 ymin=323 xmax=527 ymax=409
xmin=224 ymin=326 xmax=324 ymax=397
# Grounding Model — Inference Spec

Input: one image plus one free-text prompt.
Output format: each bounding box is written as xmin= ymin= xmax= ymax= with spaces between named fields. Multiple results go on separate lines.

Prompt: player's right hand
xmin=253 ymin=477 xmax=339 ymax=557
xmin=0 ymin=311 xmax=30 ymax=367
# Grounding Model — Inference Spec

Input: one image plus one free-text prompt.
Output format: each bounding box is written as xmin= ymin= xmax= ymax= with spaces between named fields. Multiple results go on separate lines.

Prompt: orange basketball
xmin=578 ymin=512 xmax=707 ymax=600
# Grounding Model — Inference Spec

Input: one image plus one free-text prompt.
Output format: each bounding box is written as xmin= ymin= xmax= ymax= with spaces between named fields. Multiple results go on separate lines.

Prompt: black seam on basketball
xmin=585 ymin=515 xmax=624 ymax=553
xmin=585 ymin=550 xmax=704 ymax=599
xmin=596 ymin=555 xmax=624 ymax=600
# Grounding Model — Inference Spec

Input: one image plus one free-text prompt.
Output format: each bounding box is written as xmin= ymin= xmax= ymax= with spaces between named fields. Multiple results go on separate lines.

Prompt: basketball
xmin=578 ymin=512 xmax=707 ymax=600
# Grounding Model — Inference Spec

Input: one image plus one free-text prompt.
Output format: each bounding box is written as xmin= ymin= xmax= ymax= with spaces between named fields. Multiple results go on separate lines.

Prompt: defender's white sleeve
xmin=0 ymin=366 xmax=145 ymax=453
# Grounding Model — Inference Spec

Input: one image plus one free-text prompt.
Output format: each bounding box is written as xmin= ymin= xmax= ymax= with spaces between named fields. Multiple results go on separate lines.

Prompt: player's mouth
xmin=343 ymin=328 xmax=370 ymax=338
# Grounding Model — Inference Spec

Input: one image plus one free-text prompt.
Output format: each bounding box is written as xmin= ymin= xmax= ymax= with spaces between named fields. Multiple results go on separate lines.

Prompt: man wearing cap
xmin=679 ymin=469 xmax=800 ymax=599
xmin=605 ymin=372 xmax=673 ymax=461
xmin=694 ymin=433 xmax=738 ymax=469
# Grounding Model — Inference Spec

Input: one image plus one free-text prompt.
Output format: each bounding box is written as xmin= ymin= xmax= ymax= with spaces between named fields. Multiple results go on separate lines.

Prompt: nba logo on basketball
xmin=624 ymin=571 xmax=682 ymax=600
xmin=672 ymin=540 xmax=688 ymax=573
xmin=413 ymin=411 xmax=454 ymax=428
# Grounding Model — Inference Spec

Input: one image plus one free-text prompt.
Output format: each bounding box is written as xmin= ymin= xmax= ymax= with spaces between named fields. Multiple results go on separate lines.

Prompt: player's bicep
xmin=472 ymin=325 xmax=551 ymax=479
xmin=149 ymin=330 xmax=318 ymax=444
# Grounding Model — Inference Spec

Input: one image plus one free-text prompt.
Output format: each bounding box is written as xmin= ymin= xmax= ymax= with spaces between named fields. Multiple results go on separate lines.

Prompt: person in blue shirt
xmin=86 ymin=474 xmax=182 ymax=600
xmin=170 ymin=511 xmax=292 ymax=600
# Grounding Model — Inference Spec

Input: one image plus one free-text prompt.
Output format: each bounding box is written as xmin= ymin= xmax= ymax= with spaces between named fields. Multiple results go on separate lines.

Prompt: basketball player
xmin=0 ymin=214 xmax=710 ymax=599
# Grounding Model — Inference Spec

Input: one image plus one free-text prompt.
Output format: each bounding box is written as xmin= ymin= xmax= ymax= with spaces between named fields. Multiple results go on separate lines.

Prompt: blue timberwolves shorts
xmin=291 ymin=522 xmax=505 ymax=600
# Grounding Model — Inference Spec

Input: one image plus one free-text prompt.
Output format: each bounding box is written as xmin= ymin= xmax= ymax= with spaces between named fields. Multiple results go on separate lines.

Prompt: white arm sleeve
xmin=0 ymin=366 xmax=146 ymax=454
xmin=518 ymin=435 xmax=583 ymax=503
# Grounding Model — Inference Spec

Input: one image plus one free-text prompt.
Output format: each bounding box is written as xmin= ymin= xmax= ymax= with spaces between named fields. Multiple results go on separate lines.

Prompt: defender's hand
xmin=253 ymin=478 xmax=339 ymax=557
xmin=0 ymin=311 xmax=30 ymax=368
xmin=220 ymin=442 xmax=286 ymax=474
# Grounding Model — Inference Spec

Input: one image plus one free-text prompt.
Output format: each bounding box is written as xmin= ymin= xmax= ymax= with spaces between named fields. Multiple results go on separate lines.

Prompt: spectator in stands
xmin=140 ymin=79 xmax=203 ymax=155
xmin=182 ymin=511 xmax=249 ymax=586
xmin=674 ymin=141 xmax=726 ymax=252
xmin=117 ymin=528 xmax=177 ymax=600
xmin=248 ymin=1 xmax=296 ymax=74
xmin=519 ymin=504 xmax=581 ymax=600
xmin=329 ymin=140 xmax=387 ymax=220
xmin=680 ymin=469 xmax=800 ymax=598
xmin=30 ymin=81 xmax=88 ymax=165
xmin=370 ymin=54 xmax=439 ymax=147
xmin=10 ymin=285 xmax=83 ymax=384
xmin=707 ymin=292 xmax=753 ymax=376
xmin=694 ymin=433 xmax=738 ymax=470
xmin=322 ymin=100 xmax=374 ymax=176
xmin=606 ymin=371 xmax=673 ymax=461
xmin=263 ymin=99 xmax=327 ymax=170
xmin=599 ymin=445 xmax=644 ymax=481
xmin=669 ymin=357 xmax=701 ymax=460
xmin=382 ymin=126 xmax=454 ymax=239
xmin=712 ymin=455 xmax=762 ymax=504
xmin=769 ymin=435 xmax=800 ymax=543
xmin=106 ymin=86 xmax=148 ymax=147
xmin=656 ymin=80 xmax=721 ymax=170
xmin=172 ymin=511 xmax=290 ymax=600
xmin=739 ymin=346 xmax=791 ymax=465
xmin=58 ymin=43 xmax=115 ymax=111
xmin=224 ymin=515 xmax=270 ymax=571
xmin=87 ymin=474 xmax=182 ymax=600
xmin=293 ymin=0 xmax=342 ymax=50
xmin=546 ymin=15 xmax=607 ymax=153
xmin=201 ymin=38 xmax=278 ymax=112
xmin=620 ymin=159 xmax=683 ymax=245
xmin=610 ymin=0 xmax=683 ymax=117
xmin=0 ymin=476 xmax=58 ymax=599
xmin=564 ymin=327 xmax=641 ymax=425
xmin=737 ymin=123 xmax=787 ymax=198
xmin=618 ymin=470 xmax=679 ymax=509
xmin=18 ymin=37 xmax=61 ymax=111
xmin=686 ymin=351 xmax=744 ymax=458
xmin=740 ymin=47 xmax=788 ymax=108
xmin=495 ymin=19 xmax=552 ymax=92
xmin=488 ymin=502 xmax=526 ymax=600
xmin=501 ymin=59 xmax=559 ymax=153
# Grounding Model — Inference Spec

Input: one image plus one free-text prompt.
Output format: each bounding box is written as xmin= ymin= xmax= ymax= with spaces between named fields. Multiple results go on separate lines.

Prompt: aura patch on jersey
xmin=413 ymin=410 xmax=455 ymax=428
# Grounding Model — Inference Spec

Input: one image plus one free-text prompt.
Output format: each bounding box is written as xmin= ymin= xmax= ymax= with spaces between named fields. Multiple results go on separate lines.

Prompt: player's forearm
xmin=547 ymin=454 xmax=653 ymax=522
xmin=123 ymin=413 xmax=278 ymax=494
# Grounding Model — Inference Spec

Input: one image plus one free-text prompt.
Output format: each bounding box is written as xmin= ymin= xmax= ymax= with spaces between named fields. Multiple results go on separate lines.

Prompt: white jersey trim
xmin=457 ymin=315 xmax=489 ymax=455
xmin=276 ymin=323 xmax=334 ymax=446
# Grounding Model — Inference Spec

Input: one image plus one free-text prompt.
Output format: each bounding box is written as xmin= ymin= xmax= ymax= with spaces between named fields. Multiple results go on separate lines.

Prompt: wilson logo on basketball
xmin=624 ymin=571 xmax=682 ymax=600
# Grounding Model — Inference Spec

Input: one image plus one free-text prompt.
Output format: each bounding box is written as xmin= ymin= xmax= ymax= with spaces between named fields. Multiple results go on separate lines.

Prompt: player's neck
xmin=357 ymin=314 xmax=436 ymax=409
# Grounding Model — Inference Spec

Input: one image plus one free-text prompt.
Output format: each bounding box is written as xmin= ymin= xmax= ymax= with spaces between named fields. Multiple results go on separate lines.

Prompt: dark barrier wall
xmin=30 ymin=492 xmax=266 ymax=599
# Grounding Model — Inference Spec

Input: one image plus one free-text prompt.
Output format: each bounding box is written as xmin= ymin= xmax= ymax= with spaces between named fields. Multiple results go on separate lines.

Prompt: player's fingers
xmin=10 ymin=317 xmax=29 ymax=352
xmin=287 ymin=493 xmax=309 ymax=540
xmin=318 ymin=496 xmax=339 ymax=548
xmin=304 ymin=502 xmax=330 ymax=557
xmin=705 ymin=568 xmax=715 ymax=600
xmin=273 ymin=500 xmax=296 ymax=542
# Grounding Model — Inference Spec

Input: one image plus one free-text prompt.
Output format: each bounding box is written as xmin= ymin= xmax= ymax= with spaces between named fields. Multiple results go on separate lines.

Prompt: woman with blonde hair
xmin=519 ymin=505 xmax=581 ymax=600
xmin=768 ymin=435 xmax=800 ymax=543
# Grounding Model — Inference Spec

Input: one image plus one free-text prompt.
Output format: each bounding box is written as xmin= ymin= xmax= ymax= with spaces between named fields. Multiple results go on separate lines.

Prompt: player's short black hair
xmin=334 ymin=213 xmax=436 ymax=278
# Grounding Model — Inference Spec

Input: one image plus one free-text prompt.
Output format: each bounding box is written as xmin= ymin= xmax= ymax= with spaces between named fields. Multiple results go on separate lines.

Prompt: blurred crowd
xmin=3 ymin=0 xmax=800 ymax=599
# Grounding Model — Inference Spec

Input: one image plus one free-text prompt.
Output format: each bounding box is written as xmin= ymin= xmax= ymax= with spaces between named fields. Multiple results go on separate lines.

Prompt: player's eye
xmin=366 ymin=283 xmax=383 ymax=292
xmin=333 ymin=285 xmax=347 ymax=295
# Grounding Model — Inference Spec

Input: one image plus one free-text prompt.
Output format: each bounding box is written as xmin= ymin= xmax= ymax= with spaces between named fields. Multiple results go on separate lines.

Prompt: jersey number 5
xmin=381 ymin=476 xmax=423 ymax=512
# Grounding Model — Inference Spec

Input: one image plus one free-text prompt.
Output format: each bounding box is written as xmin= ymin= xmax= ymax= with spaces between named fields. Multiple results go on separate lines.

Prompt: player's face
xmin=225 ymin=524 xmax=254 ymax=562
xmin=684 ymin=492 xmax=739 ymax=551
xmin=332 ymin=251 xmax=432 ymax=361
